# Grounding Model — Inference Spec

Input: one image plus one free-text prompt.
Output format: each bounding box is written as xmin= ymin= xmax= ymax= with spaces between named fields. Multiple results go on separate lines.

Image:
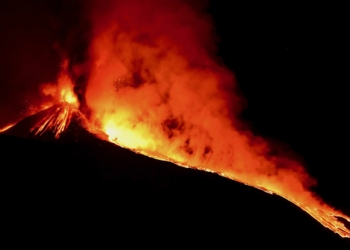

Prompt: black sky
xmin=208 ymin=1 xmax=349 ymax=213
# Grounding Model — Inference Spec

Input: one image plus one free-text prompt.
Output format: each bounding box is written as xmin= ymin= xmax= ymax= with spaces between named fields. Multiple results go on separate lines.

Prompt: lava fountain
xmin=0 ymin=0 xmax=349 ymax=238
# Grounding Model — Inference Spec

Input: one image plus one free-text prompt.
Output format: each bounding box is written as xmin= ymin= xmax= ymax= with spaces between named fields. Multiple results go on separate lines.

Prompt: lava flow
xmin=30 ymin=102 xmax=78 ymax=138
xmin=0 ymin=0 xmax=349 ymax=239
xmin=33 ymin=62 xmax=80 ymax=138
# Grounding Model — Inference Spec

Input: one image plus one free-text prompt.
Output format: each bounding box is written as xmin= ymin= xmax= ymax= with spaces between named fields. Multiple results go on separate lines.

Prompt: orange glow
xmin=20 ymin=60 xmax=80 ymax=138
xmin=81 ymin=0 xmax=349 ymax=238
xmin=1 ymin=0 xmax=348 ymax=238
xmin=40 ymin=60 xmax=78 ymax=108
xmin=57 ymin=75 xmax=78 ymax=105
xmin=30 ymin=103 xmax=75 ymax=138
xmin=0 ymin=123 xmax=15 ymax=133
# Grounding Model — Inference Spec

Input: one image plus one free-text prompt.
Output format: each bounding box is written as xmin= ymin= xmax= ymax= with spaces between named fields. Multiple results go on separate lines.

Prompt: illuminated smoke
xmin=79 ymin=0 xmax=349 ymax=237
xmin=83 ymin=0 xmax=315 ymax=197
xmin=0 ymin=0 xmax=349 ymax=237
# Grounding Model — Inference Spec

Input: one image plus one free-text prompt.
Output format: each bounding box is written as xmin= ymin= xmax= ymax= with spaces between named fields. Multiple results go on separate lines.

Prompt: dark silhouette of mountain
xmin=2 ymin=102 xmax=108 ymax=142
xmin=0 ymin=110 xmax=349 ymax=248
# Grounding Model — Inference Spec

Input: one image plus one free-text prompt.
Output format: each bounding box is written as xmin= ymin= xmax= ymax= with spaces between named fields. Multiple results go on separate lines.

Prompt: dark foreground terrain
xmin=1 ymin=134 xmax=349 ymax=248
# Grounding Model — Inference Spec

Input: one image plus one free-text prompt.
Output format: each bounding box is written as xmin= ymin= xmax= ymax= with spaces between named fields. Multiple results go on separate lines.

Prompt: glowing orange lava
xmin=103 ymin=127 xmax=350 ymax=238
xmin=40 ymin=60 xmax=78 ymax=108
xmin=81 ymin=0 xmax=349 ymax=238
xmin=30 ymin=102 xmax=75 ymax=138
xmin=0 ymin=123 xmax=15 ymax=133
xmin=0 ymin=0 xmax=348 ymax=239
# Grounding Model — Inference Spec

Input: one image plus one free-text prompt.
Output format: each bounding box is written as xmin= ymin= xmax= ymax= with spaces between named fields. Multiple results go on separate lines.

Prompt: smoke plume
xmin=73 ymin=0 xmax=318 ymax=202
xmin=1 ymin=0 xmax=349 ymax=237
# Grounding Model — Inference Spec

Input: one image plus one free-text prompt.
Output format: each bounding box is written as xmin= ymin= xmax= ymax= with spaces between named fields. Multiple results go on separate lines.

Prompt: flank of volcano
xmin=0 ymin=102 xmax=107 ymax=142
xmin=1 ymin=101 xmax=349 ymax=239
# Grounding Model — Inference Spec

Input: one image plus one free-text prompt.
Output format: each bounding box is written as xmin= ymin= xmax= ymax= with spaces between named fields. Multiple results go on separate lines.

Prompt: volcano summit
xmin=1 ymin=102 xmax=107 ymax=142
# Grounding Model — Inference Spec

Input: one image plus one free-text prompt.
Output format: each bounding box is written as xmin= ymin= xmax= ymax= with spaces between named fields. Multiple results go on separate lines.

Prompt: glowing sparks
xmin=30 ymin=67 xmax=79 ymax=138
xmin=30 ymin=103 xmax=74 ymax=138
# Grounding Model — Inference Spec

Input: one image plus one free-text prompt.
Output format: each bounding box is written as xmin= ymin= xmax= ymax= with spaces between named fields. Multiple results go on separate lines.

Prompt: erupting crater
xmin=0 ymin=0 xmax=349 ymax=240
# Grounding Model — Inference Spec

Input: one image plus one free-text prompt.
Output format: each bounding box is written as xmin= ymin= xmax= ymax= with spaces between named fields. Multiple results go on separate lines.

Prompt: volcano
xmin=1 ymin=102 xmax=107 ymax=142
xmin=1 ymin=106 xmax=349 ymax=248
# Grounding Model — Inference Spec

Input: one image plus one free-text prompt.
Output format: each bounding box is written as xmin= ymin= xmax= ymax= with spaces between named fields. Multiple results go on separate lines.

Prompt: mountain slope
xmin=0 ymin=133 xmax=349 ymax=248
xmin=1 ymin=102 xmax=107 ymax=142
xmin=1 ymin=104 xmax=349 ymax=247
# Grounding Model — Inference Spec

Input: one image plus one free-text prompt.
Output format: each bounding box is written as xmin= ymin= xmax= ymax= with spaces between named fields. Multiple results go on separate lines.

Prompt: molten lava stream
xmin=100 ymin=123 xmax=350 ymax=238
xmin=0 ymin=63 xmax=348 ymax=239
xmin=1 ymin=98 xmax=349 ymax=238
xmin=0 ymin=124 xmax=15 ymax=133
xmin=30 ymin=103 xmax=75 ymax=138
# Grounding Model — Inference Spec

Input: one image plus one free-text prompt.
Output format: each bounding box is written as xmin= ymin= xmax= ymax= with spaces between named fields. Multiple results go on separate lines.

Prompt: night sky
xmin=0 ymin=0 xmax=349 ymax=246
xmin=209 ymin=1 xmax=349 ymax=213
